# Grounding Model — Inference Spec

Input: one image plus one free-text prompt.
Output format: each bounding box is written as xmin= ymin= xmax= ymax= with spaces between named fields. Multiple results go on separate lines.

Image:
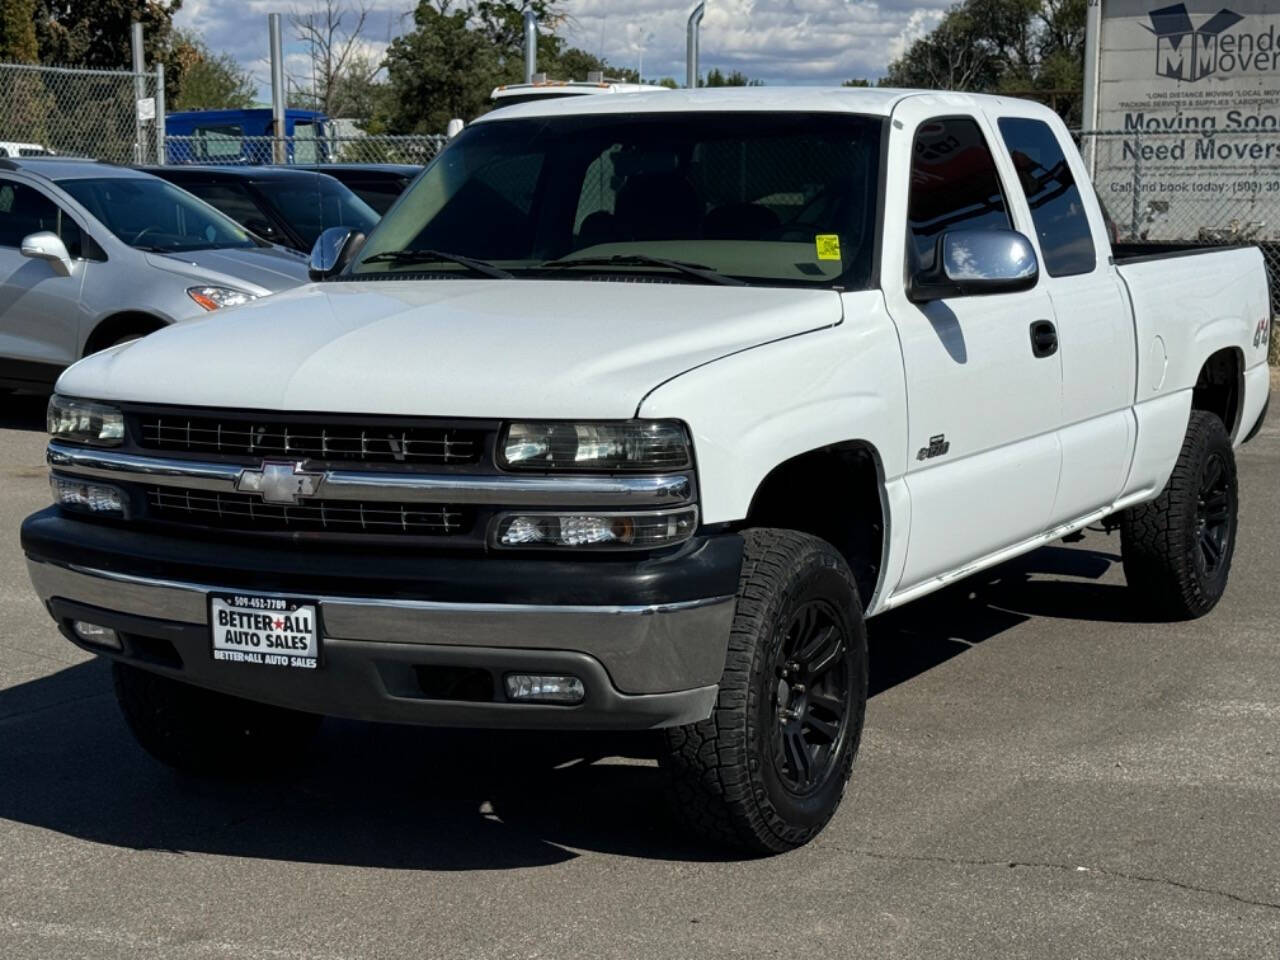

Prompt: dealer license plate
xmin=209 ymin=593 xmax=320 ymax=669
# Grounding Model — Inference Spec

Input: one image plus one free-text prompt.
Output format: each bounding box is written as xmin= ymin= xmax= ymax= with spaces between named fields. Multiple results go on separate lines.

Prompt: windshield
xmin=58 ymin=176 xmax=256 ymax=252
xmin=351 ymin=112 xmax=884 ymax=288
xmin=255 ymin=175 xmax=379 ymax=249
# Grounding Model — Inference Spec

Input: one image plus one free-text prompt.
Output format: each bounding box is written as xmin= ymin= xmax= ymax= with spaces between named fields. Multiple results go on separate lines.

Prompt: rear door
xmin=0 ymin=176 xmax=89 ymax=379
xmin=990 ymin=108 xmax=1136 ymax=523
xmin=882 ymin=102 xmax=1064 ymax=595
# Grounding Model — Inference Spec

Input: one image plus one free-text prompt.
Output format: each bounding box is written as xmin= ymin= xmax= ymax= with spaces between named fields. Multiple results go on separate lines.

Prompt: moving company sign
xmin=1088 ymin=0 xmax=1280 ymax=241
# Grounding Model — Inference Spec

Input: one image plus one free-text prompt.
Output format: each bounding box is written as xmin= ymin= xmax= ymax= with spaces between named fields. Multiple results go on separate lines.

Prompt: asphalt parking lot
xmin=1 ymin=390 xmax=1278 ymax=960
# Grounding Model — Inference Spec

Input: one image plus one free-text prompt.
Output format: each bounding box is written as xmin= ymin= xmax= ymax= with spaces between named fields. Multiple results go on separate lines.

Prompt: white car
xmin=490 ymin=74 xmax=670 ymax=109
xmin=24 ymin=88 xmax=1272 ymax=852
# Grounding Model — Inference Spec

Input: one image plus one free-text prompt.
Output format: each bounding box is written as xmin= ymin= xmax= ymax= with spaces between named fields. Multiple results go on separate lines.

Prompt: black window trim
xmin=903 ymin=113 xmax=1027 ymax=297
xmin=995 ymin=115 xmax=1098 ymax=280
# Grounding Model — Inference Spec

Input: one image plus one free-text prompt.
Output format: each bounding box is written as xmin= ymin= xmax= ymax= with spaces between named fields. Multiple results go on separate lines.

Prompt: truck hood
xmin=146 ymin=246 xmax=310 ymax=296
xmin=57 ymin=280 xmax=843 ymax=419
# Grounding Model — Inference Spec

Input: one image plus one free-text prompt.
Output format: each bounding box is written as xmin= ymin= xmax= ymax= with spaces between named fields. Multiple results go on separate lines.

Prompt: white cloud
xmin=173 ymin=0 xmax=951 ymax=102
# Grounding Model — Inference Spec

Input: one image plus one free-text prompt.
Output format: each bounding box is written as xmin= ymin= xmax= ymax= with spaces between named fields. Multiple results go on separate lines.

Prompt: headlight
xmin=187 ymin=286 xmax=257 ymax=311
xmin=493 ymin=507 xmax=698 ymax=549
xmin=47 ymin=396 xmax=124 ymax=446
xmin=499 ymin=421 xmax=690 ymax=471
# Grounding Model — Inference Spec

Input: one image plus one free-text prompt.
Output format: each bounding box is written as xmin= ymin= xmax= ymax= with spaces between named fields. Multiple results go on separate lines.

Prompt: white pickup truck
xmin=24 ymin=89 xmax=1271 ymax=853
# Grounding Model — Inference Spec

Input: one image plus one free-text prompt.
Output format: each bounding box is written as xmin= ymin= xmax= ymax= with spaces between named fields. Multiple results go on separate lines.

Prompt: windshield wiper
xmin=537 ymin=254 xmax=747 ymax=286
xmin=361 ymin=249 xmax=513 ymax=279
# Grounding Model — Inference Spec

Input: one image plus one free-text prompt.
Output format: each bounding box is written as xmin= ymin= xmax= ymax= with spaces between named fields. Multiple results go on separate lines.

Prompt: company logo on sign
xmin=1145 ymin=4 xmax=1247 ymax=82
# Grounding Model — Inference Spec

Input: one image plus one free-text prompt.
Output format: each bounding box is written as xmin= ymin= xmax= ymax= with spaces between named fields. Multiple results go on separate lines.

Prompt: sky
xmin=172 ymin=0 xmax=953 ymax=106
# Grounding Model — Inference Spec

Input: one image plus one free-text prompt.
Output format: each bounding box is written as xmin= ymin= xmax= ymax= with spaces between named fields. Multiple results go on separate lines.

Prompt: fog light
xmin=71 ymin=620 xmax=121 ymax=650
xmin=50 ymin=476 xmax=126 ymax=516
xmin=504 ymin=674 xmax=585 ymax=704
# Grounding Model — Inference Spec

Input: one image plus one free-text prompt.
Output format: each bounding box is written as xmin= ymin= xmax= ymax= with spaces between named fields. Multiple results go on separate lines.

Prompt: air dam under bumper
xmin=23 ymin=523 xmax=742 ymax=730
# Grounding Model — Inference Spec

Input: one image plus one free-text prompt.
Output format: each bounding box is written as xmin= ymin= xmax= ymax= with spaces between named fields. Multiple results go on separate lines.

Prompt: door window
xmin=194 ymin=124 xmax=244 ymax=160
xmin=997 ymin=117 xmax=1096 ymax=277
xmin=907 ymin=117 xmax=1011 ymax=274
xmin=0 ymin=180 xmax=84 ymax=258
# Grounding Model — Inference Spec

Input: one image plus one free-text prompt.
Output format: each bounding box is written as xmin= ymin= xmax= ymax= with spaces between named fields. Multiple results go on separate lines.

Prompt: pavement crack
xmin=849 ymin=848 xmax=1280 ymax=912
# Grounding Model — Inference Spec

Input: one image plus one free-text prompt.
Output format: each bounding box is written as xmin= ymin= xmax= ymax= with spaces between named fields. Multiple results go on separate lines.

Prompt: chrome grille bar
xmin=47 ymin=443 xmax=694 ymax=507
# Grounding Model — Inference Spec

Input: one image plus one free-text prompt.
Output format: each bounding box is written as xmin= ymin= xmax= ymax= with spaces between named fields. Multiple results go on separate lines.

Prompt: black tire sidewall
xmin=1176 ymin=417 xmax=1238 ymax=606
xmin=745 ymin=546 xmax=868 ymax=840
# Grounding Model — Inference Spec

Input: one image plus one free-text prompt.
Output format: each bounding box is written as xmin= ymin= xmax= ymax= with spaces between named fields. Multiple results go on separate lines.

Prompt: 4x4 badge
xmin=237 ymin=461 xmax=323 ymax=504
xmin=917 ymin=434 xmax=951 ymax=461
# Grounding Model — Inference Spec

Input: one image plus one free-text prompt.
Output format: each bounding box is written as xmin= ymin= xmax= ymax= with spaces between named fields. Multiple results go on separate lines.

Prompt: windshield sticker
xmin=815 ymin=235 xmax=842 ymax=261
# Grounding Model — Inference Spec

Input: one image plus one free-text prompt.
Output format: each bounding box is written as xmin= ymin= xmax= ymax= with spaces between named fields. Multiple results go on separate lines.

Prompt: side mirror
xmin=308 ymin=226 xmax=365 ymax=281
xmin=908 ymin=229 xmax=1039 ymax=303
xmin=21 ymin=231 xmax=72 ymax=277
xmin=445 ymin=118 xmax=465 ymax=139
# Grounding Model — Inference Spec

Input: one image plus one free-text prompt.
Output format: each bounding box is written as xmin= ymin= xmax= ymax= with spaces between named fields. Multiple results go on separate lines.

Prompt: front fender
xmin=638 ymin=291 xmax=909 ymax=525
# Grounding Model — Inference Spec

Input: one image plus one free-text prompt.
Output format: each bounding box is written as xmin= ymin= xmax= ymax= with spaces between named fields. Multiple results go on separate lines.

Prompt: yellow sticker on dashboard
xmin=815 ymin=234 xmax=842 ymax=261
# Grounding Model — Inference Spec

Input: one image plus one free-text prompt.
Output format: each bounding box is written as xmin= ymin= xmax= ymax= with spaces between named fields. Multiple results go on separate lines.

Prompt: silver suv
xmin=0 ymin=158 xmax=309 ymax=390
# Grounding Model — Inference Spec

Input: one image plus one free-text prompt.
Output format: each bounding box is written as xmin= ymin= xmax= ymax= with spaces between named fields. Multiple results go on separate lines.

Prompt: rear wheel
xmin=112 ymin=662 xmax=321 ymax=775
xmin=1120 ymin=411 xmax=1239 ymax=619
xmin=660 ymin=529 xmax=867 ymax=853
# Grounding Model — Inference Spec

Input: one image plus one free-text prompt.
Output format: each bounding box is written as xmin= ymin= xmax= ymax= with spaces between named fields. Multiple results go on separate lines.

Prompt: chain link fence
xmin=0 ymin=62 xmax=163 ymax=164
xmin=163 ymin=134 xmax=447 ymax=167
xmin=1081 ymin=128 xmax=1280 ymax=314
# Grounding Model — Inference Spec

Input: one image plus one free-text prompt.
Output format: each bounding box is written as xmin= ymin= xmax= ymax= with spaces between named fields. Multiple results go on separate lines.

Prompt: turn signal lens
xmin=187 ymin=285 xmax=257 ymax=311
xmin=47 ymin=396 xmax=124 ymax=446
xmin=494 ymin=507 xmax=697 ymax=549
xmin=50 ymin=475 xmax=127 ymax=516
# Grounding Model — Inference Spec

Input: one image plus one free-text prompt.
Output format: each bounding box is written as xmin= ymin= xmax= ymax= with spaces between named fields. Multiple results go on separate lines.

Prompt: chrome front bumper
xmin=28 ymin=558 xmax=733 ymax=729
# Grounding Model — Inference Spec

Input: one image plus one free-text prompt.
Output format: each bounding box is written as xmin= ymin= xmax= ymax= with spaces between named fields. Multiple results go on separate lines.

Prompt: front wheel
xmin=1120 ymin=410 xmax=1239 ymax=619
xmin=660 ymin=529 xmax=868 ymax=853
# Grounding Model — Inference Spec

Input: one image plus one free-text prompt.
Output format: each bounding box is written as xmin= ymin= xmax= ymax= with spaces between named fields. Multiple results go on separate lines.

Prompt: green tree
xmin=884 ymin=0 xmax=1085 ymax=121
xmin=841 ymin=78 xmax=872 ymax=88
xmin=33 ymin=0 xmax=182 ymax=69
xmin=0 ymin=0 xmax=39 ymax=62
xmin=702 ymin=68 xmax=760 ymax=87
xmin=169 ymin=29 xmax=255 ymax=110
xmin=384 ymin=0 xmax=638 ymax=132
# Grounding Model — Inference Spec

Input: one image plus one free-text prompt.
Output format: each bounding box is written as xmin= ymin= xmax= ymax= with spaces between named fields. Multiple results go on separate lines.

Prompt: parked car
xmin=165 ymin=108 xmax=329 ymax=165
xmin=490 ymin=74 xmax=671 ymax=109
xmin=25 ymin=90 xmax=1271 ymax=852
xmin=0 ymin=141 xmax=53 ymax=158
xmin=293 ymin=164 xmax=421 ymax=215
xmin=0 ymin=158 xmax=308 ymax=390
xmin=141 ymin=165 xmax=380 ymax=254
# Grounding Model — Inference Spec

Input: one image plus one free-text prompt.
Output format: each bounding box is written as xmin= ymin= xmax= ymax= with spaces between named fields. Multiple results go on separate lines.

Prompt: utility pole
xmin=270 ymin=13 xmax=287 ymax=164
xmin=686 ymin=3 xmax=705 ymax=89
xmin=131 ymin=22 xmax=145 ymax=163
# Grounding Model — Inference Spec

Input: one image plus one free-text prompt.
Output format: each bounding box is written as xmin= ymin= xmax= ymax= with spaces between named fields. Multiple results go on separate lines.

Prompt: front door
xmin=882 ymin=106 xmax=1064 ymax=596
xmin=0 ymin=177 xmax=87 ymax=381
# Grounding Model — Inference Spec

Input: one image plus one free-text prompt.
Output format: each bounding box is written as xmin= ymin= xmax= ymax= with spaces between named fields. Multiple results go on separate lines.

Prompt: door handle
xmin=1030 ymin=320 xmax=1058 ymax=358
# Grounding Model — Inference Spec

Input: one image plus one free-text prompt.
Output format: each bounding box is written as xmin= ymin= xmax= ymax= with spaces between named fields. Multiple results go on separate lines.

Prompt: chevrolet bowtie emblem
xmin=237 ymin=461 xmax=323 ymax=504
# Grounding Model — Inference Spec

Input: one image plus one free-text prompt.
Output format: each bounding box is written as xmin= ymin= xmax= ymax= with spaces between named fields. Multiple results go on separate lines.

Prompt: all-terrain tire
xmin=112 ymin=662 xmax=322 ymax=775
xmin=659 ymin=529 xmax=868 ymax=854
xmin=1120 ymin=410 xmax=1239 ymax=620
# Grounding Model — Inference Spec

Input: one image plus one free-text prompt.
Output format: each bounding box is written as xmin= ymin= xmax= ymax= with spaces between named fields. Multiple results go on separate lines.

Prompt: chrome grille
xmin=137 ymin=416 xmax=481 ymax=465
xmin=146 ymin=487 xmax=469 ymax=536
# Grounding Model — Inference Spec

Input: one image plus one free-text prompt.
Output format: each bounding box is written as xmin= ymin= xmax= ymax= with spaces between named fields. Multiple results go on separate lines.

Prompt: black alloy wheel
xmin=770 ymin=600 xmax=852 ymax=797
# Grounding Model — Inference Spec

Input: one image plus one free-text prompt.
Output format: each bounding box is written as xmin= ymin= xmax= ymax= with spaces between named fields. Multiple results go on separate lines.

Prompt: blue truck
xmin=164 ymin=109 xmax=330 ymax=165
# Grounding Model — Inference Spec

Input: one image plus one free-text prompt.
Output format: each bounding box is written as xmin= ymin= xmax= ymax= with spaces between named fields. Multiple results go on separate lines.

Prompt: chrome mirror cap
xmin=909 ymin=228 xmax=1039 ymax=303
xmin=21 ymin=231 xmax=72 ymax=277
xmin=308 ymin=226 xmax=365 ymax=282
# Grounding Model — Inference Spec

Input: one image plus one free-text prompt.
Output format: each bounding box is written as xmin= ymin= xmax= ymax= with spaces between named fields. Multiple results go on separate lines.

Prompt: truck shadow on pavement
xmin=0 ymin=541 xmax=1150 ymax=868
